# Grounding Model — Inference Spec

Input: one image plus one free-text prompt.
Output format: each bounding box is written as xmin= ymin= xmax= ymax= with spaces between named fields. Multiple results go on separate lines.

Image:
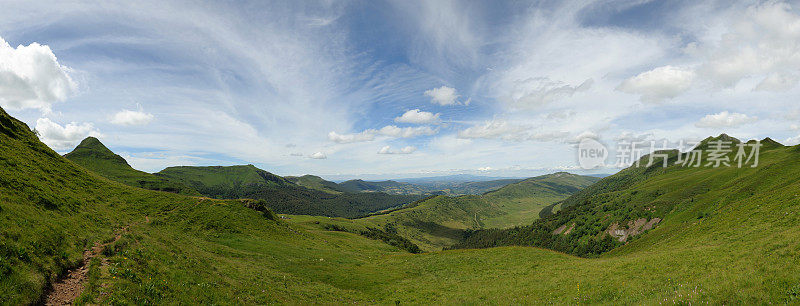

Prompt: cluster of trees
xmin=185 ymin=182 xmax=421 ymax=218
xmin=324 ymin=224 xmax=421 ymax=253
xmin=449 ymin=213 xmax=621 ymax=258
xmin=241 ymin=199 xmax=278 ymax=221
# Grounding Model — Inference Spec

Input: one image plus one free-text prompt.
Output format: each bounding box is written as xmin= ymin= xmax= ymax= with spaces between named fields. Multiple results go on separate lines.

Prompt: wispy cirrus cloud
xmin=3 ymin=0 xmax=800 ymax=178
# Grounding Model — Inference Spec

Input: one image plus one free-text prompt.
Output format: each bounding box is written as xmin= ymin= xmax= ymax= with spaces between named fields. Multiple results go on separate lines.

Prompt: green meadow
xmin=1 ymin=106 xmax=799 ymax=304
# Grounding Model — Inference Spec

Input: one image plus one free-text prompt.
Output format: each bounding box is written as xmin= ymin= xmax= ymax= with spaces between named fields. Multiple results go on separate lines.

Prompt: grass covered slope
xmin=63 ymin=137 xmax=200 ymax=196
xmin=0 ymin=106 xmax=413 ymax=304
xmin=3 ymin=106 xmax=799 ymax=303
xmin=357 ymin=173 xmax=598 ymax=251
xmin=0 ymin=107 xmax=275 ymax=303
xmin=285 ymin=174 xmax=345 ymax=194
xmin=480 ymin=172 xmax=599 ymax=227
xmin=158 ymin=165 xmax=293 ymax=198
xmin=453 ymin=135 xmax=800 ymax=257
xmin=158 ymin=165 xmax=422 ymax=218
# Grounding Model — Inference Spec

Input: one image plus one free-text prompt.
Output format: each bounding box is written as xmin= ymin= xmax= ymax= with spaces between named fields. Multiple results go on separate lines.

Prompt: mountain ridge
xmin=64 ymin=137 xmax=200 ymax=196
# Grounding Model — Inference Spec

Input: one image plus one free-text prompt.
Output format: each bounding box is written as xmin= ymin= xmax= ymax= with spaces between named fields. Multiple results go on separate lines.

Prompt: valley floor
xmin=55 ymin=203 xmax=798 ymax=304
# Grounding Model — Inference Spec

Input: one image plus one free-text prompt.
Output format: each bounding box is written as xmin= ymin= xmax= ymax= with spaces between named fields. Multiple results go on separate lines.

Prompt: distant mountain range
xmin=394 ymin=174 xmax=527 ymax=183
xmin=285 ymin=173 xmax=535 ymax=196
xmin=64 ymin=138 xmax=422 ymax=218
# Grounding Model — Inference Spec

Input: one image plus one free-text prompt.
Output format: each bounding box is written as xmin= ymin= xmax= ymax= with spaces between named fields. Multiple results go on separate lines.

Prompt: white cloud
xmin=309 ymin=151 xmax=327 ymax=159
xmin=394 ymin=109 xmax=440 ymax=124
xmin=35 ymin=117 xmax=100 ymax=151
xmin=329 ymin=125 xmax=436 ymax=144
xmin=328 ymin=125 xmax=437 ymax=143
xmin=424 ymin=86 xmax=463 ymax=106
xmin=377 ymin=145 xmax=416 ymax=154
xmin=755 ymin=72 xmax=800 ymax=92
xmin=617 ymin=66 xmax=695 ymax=103
xmin=695 ymin=111 xmax=757 ymax=128
xmin=569 ymin=131 xmax=600 ymax=144
xmin=110 ymin=109 xmax=154 ymax=126
xmin=699 ymin=2 xmax=800 ymax=89
xmin=786 ymin=132 xmax=800 ymax=146
xmin=508 ymin=78 xmax=593 ymax=108
xmin=457 ymin=119 xmax=571 ymax=142
xmin=0 ymin=37 xmax=77 ymax=111
xmin=616 ymin=2 xmax=800 ymax=99
xmin=377 ymin=125 xmax=437 ymax=138
xmin=457 ymin=119 xmax=527 ymax=140
xmin=328 ymin=131 xmax=375 ymax=144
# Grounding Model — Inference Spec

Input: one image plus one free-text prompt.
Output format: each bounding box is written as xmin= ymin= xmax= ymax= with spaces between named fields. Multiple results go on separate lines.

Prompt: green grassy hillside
xmin=337 ymin=179 xmax=428 ymax=195
xmin=355 ymin=173 xmax=598 ymax=251
xmin=0 ymin=106 xmax=418 ymax=304
xmin=285 ymin=174 xmax=344 ymax=194
xmin=158 ymin=165 xmax=292 ymax=198
xmin=452 ymin=135 xmax=800 ymax=257
xmin=158 ymin=165 xmax=421 ymax=218
xmin=64 ymin=137 xmax=199 ymax=196
xmin=2 ymin=107 xmax=800 ymax=303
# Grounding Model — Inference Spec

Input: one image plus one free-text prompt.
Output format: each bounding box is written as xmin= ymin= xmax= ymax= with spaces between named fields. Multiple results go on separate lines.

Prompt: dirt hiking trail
xmin=43 ymin=217 xmax=149 ymax=305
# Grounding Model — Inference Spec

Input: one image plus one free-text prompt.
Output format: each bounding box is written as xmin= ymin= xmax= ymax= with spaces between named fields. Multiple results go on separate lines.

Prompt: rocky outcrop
xmin=605 ymin=218 xmax=661 ymax=242
xmin=552 ymin=223 xmax=575 ymax=235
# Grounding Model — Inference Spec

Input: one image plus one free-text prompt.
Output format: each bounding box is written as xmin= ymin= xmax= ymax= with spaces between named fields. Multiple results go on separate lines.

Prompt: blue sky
xmin=2 ymin=0 xmax=800 ymax=180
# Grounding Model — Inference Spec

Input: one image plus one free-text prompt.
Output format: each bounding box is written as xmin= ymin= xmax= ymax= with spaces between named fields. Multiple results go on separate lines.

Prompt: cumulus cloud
xmin=618 ymin=2 xmax=800 ymax=98
xmin=617 ymin=66 xmax=695 ymax=103
xmin=509 ymin=78 xmax=593 ymax=108
xmin=329 ymin=125 xmax=437 ymax=144
xmin=424 ymin=86 xmax=464 ymax=106
xmin=110 ymin=109 xmax=154 ymax=126
xmin=785 ymin=134 xmax=800 ymax=146
xmin=377 ymin=145 xmax=416 ymax=154
xmin=394 ymin=109 xmax=440 ymax=124
xmin=35 ymin=117 xmax=100 ymax=151
xmin=377 ymin=125 xmax=437 ymax=138
xmin=309 ymin=151 xmax=327 ymax=159
xmin=699 ymin=2 xmax=800 ymax=89
xmin=695 ymin=111 xmax=757 ymax=128
xmin=0 ymin=37 xmax=77 ymax=111
xmin=328 ymin=131 xmax=375 ymax=143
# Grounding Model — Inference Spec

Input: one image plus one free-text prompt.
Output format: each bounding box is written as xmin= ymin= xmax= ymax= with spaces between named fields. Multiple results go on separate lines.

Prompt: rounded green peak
xmin=70 ymin=136 xmax=114 ymax=154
